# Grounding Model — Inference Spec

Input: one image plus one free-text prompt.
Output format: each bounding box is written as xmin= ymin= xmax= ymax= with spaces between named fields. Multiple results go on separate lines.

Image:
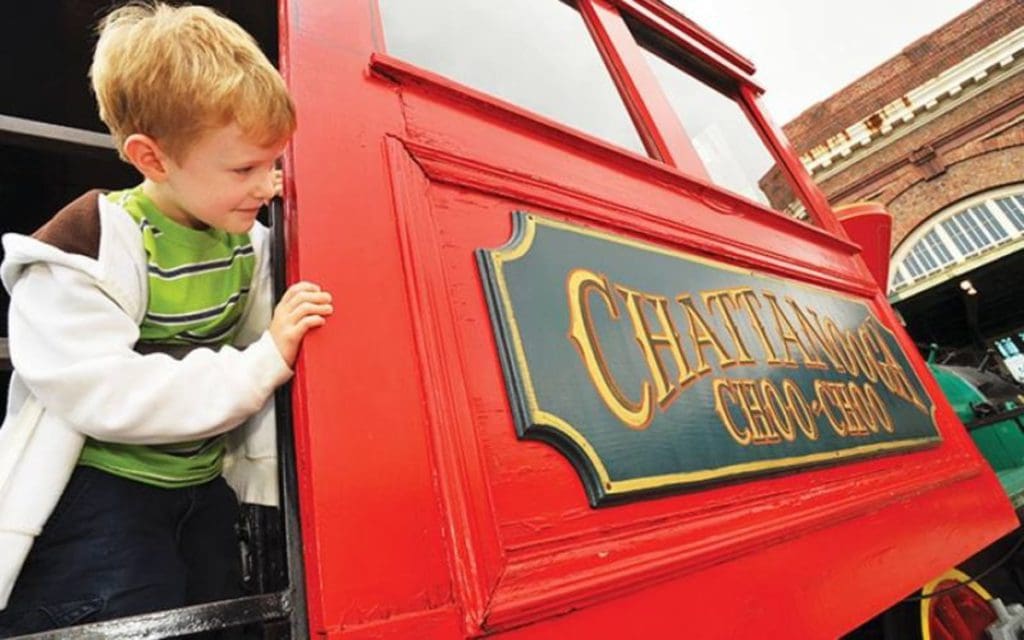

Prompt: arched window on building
xmin=889 ymin=185 xmax=1024 ymax=299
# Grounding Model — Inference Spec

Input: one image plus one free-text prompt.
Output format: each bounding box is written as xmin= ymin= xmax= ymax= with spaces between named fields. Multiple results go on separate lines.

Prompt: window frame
xmin=889 ymin=185 xmax=1024 ymax=297
xmin=371 ymin=0 xmax=847 ymax=239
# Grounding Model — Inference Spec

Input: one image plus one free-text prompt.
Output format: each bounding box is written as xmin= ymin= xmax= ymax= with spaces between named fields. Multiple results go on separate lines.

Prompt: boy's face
xmin=153 ymin=123 xmax=286 ymax=233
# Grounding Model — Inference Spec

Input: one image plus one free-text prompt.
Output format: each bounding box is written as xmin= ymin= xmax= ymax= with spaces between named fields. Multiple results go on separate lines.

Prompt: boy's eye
xmin=233 ymin=166 xmax=255 ymax=175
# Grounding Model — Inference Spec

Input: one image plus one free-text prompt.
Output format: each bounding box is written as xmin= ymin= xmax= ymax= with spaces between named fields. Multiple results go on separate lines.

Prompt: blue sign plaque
xmin=478 ymin=213 xmax=940 ymax=506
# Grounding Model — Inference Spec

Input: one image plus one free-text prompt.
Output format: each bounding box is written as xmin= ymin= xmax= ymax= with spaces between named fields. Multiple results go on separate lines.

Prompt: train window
xmin=626 ymin=23 xmax=808 ymax=221
xmin=378 ymin=0 xmax=648 ymax=155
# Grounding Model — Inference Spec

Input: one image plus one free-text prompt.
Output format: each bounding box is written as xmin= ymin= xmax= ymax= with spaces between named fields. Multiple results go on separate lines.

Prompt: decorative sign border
xmin=478 ymin=212 xmax=940 ymax=506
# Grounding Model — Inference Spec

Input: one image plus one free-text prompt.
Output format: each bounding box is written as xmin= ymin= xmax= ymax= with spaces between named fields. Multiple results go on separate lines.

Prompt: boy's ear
xmin=123 ymin=134 xmax=171 ymax=181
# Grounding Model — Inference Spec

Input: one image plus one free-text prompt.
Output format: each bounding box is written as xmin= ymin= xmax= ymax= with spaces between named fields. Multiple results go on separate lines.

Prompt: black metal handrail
xmin=16 ymin=592 xmax=291 ymax=639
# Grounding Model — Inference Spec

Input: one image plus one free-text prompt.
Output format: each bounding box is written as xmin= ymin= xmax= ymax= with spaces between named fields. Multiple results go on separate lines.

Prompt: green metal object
xmin=929 ymin=362 xmax=1024 ymax=506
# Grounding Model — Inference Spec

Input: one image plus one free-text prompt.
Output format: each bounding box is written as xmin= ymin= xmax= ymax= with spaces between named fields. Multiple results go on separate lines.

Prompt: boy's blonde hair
xmin=90 ymin=2 xmax=296 ymax=161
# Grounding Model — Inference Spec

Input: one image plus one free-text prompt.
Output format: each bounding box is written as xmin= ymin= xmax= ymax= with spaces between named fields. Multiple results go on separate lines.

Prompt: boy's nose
xmin=253 ymin=170 xmax=275 ymax=202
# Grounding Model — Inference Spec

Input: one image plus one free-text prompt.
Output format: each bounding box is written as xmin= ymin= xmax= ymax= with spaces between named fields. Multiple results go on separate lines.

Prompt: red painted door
xmin=280 ymin=1 xmax=1017 ymax=637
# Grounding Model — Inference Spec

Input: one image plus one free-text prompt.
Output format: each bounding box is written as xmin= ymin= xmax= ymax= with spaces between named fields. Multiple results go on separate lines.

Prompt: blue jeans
xmin=0 ymin=466 xmax=242 ymax=637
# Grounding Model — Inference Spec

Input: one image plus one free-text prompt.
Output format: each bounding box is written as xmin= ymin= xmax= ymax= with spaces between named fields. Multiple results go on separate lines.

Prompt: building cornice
xmin=800 ymin=26 xmax=1024 ymax=178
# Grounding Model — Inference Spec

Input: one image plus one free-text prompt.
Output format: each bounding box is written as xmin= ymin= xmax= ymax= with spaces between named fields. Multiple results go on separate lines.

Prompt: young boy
xmin=0 ymin=3 xmax=331 ymax=635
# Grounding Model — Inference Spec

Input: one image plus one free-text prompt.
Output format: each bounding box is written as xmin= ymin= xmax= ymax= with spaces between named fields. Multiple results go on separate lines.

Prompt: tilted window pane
xmin=380 ymin=0 xmax=646 ymax=155
xmin=972 ymin=205 xmax=1007 ymax=240
xmin=923 ymin=230 xmax=954 ymax=265
xmin=955 ymin=210 xmax=992 ymax=248
xmin=633 ymin=41 xmax=799 ymax=216
xmin=996 ymin=197 xmax=1024 ymax=232
xmin=891 ymin=268 xmax=907 ymax=291
xmin=911 ymin=243 xmax=937 ymax=272
xmin=940 ymin=218 xmax=976 ymax=255
xmin=903 ymin=253 xmax=923 ymax=278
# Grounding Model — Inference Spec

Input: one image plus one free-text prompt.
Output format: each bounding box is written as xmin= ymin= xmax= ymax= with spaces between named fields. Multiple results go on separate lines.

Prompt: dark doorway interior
xmin=894 ymin=249 xmax=1024 ymax=370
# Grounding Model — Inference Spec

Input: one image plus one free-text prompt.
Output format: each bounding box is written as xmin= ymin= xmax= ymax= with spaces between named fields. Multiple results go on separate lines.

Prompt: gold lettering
xmin=732 ymin=379 xmax=781 ymax=444
xmin=847 ymin=383 xmax=878 ymax=434
xmin=567 ymin=269 xmax=653 ymax=429
xmin=859 ymin=321 xmax=900 ymax=391
xmin=762 ymin=292 xmax=826 ymax=369
xmin=714 ymin=379 xmax=751 ymax=446
xmin=862 ymin=321 xmax=928 ymax=413
xmin=677 ymin=294 xmax=736 ymax=373
xmin=783 ymin=380 xmax=818 ymax=440
xmin=823 ymin=318 xmax=861 ymax=377
xmin=847 ymin=326 xmax=879 ymax=383
xmin=786 ymin=301 xmax=847 ymax=374
xmin=735 ymin=289 xmax=783 ymax=364
xmin=815 ymin=380 xmax=848 ymax=436
xmin=616 ymin=284 xmax=698 ymax=408
xmin=863 ymin=383 xmax=895 ymax=433
xmin=702 ymin=289 xmax=757 ymax=365
xmin=832 ymin=382 xmax=869 ymax=436
xmin=760 ymin=379 xmax=796 ymax=442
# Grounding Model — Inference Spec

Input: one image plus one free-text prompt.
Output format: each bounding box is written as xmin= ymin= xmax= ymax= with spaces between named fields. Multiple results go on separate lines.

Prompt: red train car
xmin=1 ymin=1 xmax=1020 ymax=638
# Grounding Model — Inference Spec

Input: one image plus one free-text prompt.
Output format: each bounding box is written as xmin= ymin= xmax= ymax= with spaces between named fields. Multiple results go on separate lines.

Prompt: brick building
xmin=782 ymin=0 xmax=1024 ymax=378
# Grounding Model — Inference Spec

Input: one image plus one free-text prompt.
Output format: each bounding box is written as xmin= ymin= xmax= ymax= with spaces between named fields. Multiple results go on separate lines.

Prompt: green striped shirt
xmin=77 ymin=186 xmax=257 ymax=488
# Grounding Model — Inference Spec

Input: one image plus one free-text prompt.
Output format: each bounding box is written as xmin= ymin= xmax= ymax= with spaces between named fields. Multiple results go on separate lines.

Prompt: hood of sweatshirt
xmin=1 ymin=190 xmax=147 ymax=324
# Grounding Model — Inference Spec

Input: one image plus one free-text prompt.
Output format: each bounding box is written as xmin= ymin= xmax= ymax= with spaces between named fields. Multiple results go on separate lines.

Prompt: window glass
xmin=923 ymin=230 xmax=954 ymax=266
xmin=379 ymin=0 xmax=646 ymax=154
xmin=996 ymin=197 xmax=1024 ymax=231
xmin=893 ymin=190 xmax=1024 ymax=295
xmin=910 ymin=243 xmax=937 ymax=272
xmin=631 ymin=36 xmax=802 ymax=218
xmin=1015 ymin=196 xmax=1024 ymax=225
xmin=955 ymin=209 xmax=994 ymax=248
xmin=940 ymin=218 xmax=977 ymax=255
xmin=974 ymin=205 xmax=1008 ymax=240
xmin=890 ymin=268 xmax=906 ymax=291
xmin=903 ymin=253 xmax=923 ymax=279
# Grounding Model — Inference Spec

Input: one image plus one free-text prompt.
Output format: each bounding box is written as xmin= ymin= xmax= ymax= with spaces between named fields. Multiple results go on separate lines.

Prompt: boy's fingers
xmin=282 ymin=298 xmax=327 ymax=319
xmin=289 ymin=281 xmax=321 ymax=293
xmin=308 ymin=303 xmax=334 ymax=316
xmin=297 ymin=291 xmax=331 ymax=303
xmin=283 ymin=291 xmax=331 ymax=312
xmin=298 ymin=315 xmax=327 ymax=331
xmin=292 ymin=302 xmax=333 ymax=318
xmin=280 ymin=281 xmax=323 ymax=304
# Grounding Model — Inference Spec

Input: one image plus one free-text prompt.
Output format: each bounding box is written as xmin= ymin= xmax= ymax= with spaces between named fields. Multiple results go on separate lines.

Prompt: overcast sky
xmin=665 ymin=0 xmax=982 ymax=124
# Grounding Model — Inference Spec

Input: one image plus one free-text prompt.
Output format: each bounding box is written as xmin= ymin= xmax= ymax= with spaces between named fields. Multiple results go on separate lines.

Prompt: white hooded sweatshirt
xmin=0 ymin=191 xmax=292 ymax=608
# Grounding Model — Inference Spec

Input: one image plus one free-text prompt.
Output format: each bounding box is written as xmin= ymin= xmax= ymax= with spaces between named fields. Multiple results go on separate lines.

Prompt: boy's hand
xmin=273 ymin=169 xmax=283 ymax=198
xmin=270 ymin=281 xmax=332 ymax=366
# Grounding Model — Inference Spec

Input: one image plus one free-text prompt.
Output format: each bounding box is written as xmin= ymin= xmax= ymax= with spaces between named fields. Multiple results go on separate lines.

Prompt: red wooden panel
xmin=282 ymin=0 xmax=455 ymax=633
xmin=282 ymin=1 xmax=1018 ymax=637
xmin=835 ymin=202 xmax=894 ymax=290
xmin=382 ymin=134 xmax=1010 ymax=635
